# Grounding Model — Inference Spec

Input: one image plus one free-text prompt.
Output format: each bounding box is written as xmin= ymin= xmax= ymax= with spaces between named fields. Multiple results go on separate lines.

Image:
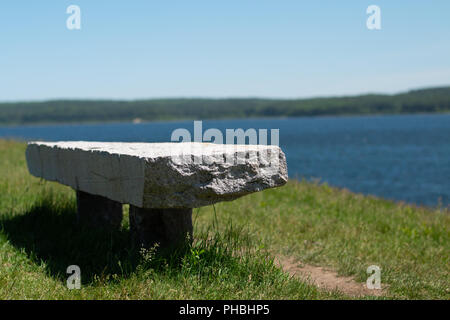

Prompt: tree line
xmin=0 ymin=86 xmax=449 ymax=125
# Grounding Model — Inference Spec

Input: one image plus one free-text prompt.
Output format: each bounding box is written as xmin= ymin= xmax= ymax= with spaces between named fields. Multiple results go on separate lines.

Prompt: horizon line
xmin=1 ymin=84 xmax=449 ymax=104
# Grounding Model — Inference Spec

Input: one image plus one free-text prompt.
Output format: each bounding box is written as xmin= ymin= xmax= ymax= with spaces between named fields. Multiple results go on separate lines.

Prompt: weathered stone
xmin=26 ymin=141 xmax=288 ymax=208
xmin=76 ymin=190 xmax=123 ymax=229
xmin=129 ymin=206 xmax=193 ymax=250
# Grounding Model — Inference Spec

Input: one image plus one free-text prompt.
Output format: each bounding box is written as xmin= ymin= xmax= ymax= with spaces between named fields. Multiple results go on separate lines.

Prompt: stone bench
xmin=26 ymin=141 xmax=288 ymax=250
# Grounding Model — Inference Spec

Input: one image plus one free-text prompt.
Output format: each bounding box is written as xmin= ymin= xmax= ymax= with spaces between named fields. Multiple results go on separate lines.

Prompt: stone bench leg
xmin=129 ymin=206 xmax=193 ymax=251
xmin=76 ymin=190 xmax=123 ymax=229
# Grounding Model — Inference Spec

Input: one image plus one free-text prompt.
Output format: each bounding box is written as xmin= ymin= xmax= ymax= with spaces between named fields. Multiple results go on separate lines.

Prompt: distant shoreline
xmin=0 ymin=86 xmax=449 ymax=126
xmin=0 ymin=112 xmax=449 ymax=129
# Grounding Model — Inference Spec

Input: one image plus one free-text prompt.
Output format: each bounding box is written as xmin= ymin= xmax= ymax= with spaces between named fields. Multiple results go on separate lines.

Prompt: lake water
xmin=1 ymin=114 xmax=449 ymax=207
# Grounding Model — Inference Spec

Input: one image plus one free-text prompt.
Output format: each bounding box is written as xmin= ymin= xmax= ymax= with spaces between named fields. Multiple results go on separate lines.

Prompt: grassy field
xmin=0 ymin=140 xmax=448 ymax=299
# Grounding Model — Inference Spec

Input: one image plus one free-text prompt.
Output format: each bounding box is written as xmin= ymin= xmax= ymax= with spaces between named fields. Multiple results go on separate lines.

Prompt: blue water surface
xmin=1 ymin=114 xmax=449 ymax=207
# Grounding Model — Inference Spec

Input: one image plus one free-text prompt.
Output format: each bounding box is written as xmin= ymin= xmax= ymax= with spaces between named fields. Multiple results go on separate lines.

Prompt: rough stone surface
xmin=26 ymin=141 xmax=288 ymax=208
xmin=129 ymin=206 xmax=193 ymax=250
xmin=76 ymin=190 xmax=123 ymax=229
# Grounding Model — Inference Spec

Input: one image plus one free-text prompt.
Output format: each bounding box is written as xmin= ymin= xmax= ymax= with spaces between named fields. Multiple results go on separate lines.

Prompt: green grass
xmin=0 ymin=140 xmax=448 ymax=299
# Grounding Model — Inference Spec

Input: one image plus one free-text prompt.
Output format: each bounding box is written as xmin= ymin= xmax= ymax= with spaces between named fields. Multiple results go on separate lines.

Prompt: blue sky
xmin=1 ymin=1 xmax=449 ymax=101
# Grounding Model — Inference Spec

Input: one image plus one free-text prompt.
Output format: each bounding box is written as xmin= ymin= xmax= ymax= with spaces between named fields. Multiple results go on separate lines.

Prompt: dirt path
xmin=275 ymin=256 xmax=386 ymax=297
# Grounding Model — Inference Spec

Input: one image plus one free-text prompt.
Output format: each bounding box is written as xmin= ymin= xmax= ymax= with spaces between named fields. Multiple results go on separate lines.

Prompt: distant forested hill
xmin=0 ymin=86 xmax=449 ymax=125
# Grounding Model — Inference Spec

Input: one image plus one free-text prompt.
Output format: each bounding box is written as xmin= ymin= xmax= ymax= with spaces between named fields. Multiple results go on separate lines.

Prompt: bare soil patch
xmin=275 ymin=256 xmax=386 ymax=297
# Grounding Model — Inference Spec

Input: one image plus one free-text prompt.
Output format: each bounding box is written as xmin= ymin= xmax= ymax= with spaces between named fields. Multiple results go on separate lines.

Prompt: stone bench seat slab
xmin=26 ymin=141 xmax=288 ymax=209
